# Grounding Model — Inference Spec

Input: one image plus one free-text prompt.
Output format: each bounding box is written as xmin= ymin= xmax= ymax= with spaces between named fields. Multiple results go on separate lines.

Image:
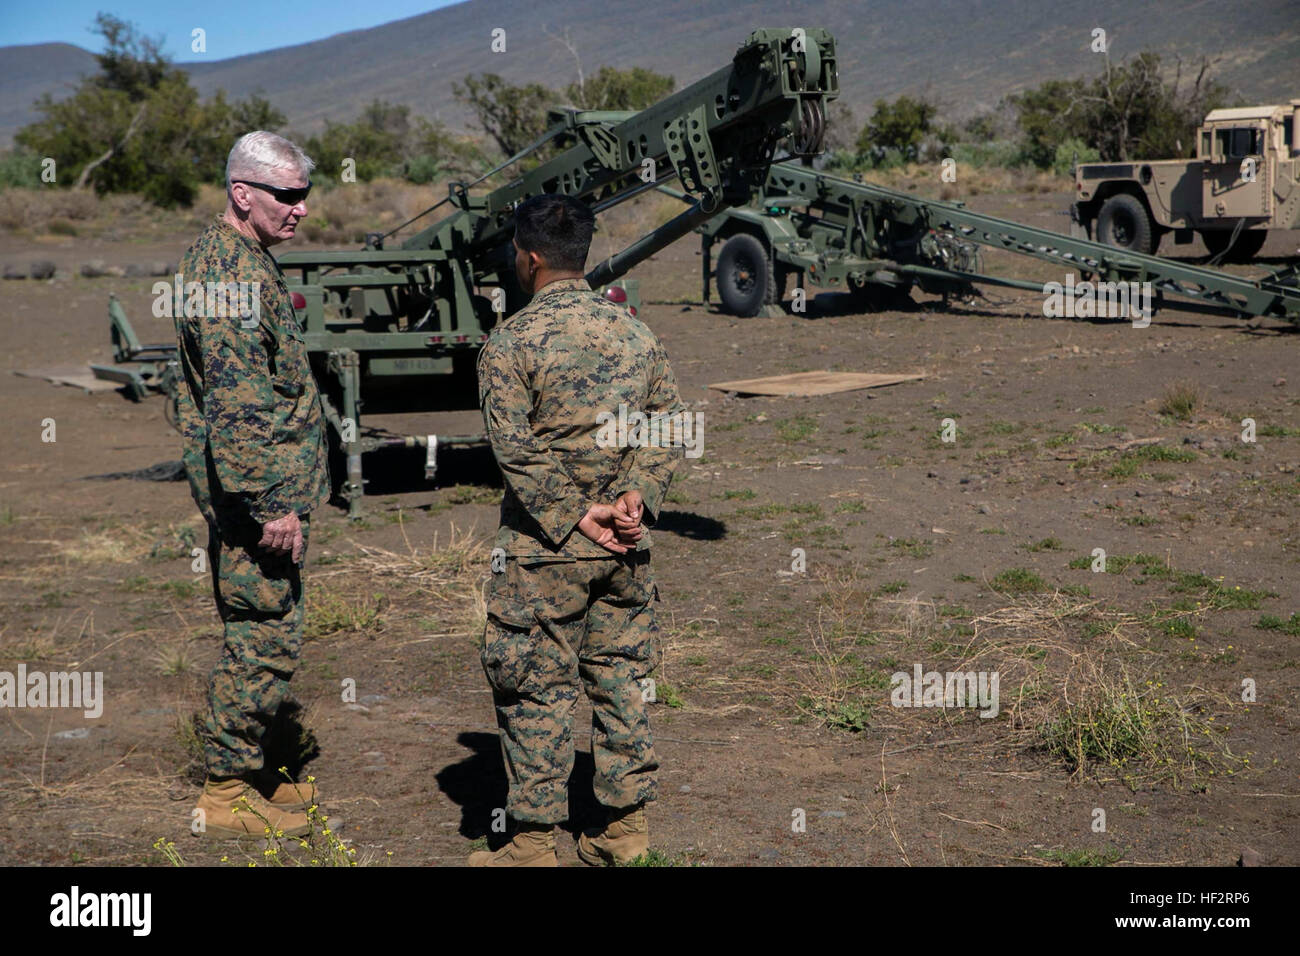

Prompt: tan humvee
xmin=1071 ymin=100 xmax=1300 ymax=260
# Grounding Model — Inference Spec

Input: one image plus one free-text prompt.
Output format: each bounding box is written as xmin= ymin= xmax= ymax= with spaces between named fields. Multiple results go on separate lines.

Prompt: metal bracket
xmin=424 ymin=434 xmax=438 ymax=481
xmin=88 ymin=363 xmax=149 ymax=401
xmin=447 ymin=181 xmax=471 ymax=212
xmin=665 ymin=104 xmax=721 ymax=209
xmin=578 ymin=123 xmax=623 ymax=171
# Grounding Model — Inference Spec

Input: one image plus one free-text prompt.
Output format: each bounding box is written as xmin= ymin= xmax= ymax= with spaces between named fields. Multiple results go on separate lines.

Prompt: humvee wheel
xmin=1096 ymin=193 xmax=1156 ymax=255
xmin=716 ymin=233 xmax=774 ymax=317
xmin=1201 ymin=229 xmax=1267 ymax=262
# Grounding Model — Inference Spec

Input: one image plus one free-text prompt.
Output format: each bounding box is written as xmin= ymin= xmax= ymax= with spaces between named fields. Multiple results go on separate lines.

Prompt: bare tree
xmin=74 ymin=101 xmax=147 ymax=190
xmin=545 ymin=26 xmax=584 ymax=106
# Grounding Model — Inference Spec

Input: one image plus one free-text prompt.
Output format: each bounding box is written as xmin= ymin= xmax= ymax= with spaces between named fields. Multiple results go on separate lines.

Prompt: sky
xmin=0 ymin=0 xmax=462 ymax=60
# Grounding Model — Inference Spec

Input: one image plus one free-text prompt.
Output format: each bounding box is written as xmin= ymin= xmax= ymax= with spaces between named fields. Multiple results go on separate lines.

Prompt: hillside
xmin=3 ymin=0 xmax=1297 ymax=147
xmin=0 ymin=43 xmax=99 ymax=147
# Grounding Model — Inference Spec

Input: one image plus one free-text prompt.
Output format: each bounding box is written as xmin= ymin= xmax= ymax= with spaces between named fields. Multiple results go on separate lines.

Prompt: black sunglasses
xmin=234 ymin=179 xmax=312 ymax=205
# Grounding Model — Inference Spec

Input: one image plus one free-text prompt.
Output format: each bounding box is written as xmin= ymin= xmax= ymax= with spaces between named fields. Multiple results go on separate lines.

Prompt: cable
xmin=1206 ymin=218 xmax=1245 ymax=268
xmin=377 ymin=120 xmax=571 ymax=243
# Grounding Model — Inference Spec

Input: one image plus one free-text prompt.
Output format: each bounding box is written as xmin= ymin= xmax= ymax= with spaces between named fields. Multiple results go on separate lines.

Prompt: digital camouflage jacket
xmin=173 ymin=216 xmax=330 ymax=526
xmin=478 ymin=277 xmax=686 ymax=558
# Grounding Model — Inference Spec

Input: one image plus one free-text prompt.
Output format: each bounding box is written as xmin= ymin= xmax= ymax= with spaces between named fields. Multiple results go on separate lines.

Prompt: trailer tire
xmin=1201 ymin=229 xmax=1266 ymax=262
xmin=716 ymin=233 xmax=774 ymax=317
xmin=1096 ymin=193 xmax=1156 ymax=255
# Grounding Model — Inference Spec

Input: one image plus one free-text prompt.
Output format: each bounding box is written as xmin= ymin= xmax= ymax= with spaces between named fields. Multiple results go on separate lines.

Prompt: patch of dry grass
xmin=0 ymin=183 xmax=225 ymax=238
xmin=310 ymin=520 xmax=490 ymax=642
xmin=785 ymin=564 xmax=1242 ymax=787
xmin=0 ymin=635 xmax=58 ymax=663
xmin=54 ymin=526 xmax=154 ymax=564
xmin=298 ymin=178 xmax=446 ymax=245
xmin=152 ymin=642 xmax=197 ymax=676
xmin=304 ymin=586 xmax=387 ymax=640
xmin=44 ymin=520 xmax=199 ymax=566
xmin=792 ymin=605 xmax=877 ymax=732
xmin=859 ymin=163 xmax=1068 ymax=199
xmin=0 ymin=186 xmax=105 ymax=231
xmin=351 ymin=519 xmax=486 ymax=584
xmin=1035 ymin=656 xmax=1239 ymax=788
xmin=1158 ymin=380 xmax=1203 ymax=421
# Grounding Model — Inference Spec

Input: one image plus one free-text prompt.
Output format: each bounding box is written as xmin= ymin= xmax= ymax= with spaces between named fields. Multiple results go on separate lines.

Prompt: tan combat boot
xmin=249 ymin=768 xmax=320 ymax=811
xmin=267 ymin=779 xmax=319 ymax=812
xmin=577 ymin=803 xmax=648 ymax=866
xmin=194 ymin=777 xmax=312 ymax=839
xmin=467 ymin=824 xmax=557 ymax=867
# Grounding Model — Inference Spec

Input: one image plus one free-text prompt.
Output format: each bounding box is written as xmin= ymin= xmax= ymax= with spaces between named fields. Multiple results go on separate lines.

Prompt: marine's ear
xmin=229 ymin=181 xmax=254 ymax=213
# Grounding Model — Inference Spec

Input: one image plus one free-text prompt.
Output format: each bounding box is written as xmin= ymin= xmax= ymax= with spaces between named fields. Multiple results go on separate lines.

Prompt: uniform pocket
xmin=584 ymin=558 xmax=661 ymax=678
xmin=271 ymin=325 xmax=307 ymax=399
xmin=481 ymin=597 xmax=538 ymax=695
xmin=621 ymin=554 xmax=658 ymax=610
xmin=216 ymin=530 xmax=298 ymax=617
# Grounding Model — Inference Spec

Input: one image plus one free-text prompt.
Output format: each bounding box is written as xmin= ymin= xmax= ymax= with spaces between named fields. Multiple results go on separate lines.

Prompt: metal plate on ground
xmin=14 ymin=366 xmax=123 ymax=393
xmin=707 ymin=370 xmax=925 ymax=397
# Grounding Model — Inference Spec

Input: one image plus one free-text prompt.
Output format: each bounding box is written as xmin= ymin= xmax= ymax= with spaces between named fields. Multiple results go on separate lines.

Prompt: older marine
xmin=174 ymin=131 xmax=329 ymax=838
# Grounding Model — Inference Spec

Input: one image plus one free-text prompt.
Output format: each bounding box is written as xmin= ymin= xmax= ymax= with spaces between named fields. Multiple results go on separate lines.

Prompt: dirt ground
xmin=1 ymin=188 xmax=1297 ymax=867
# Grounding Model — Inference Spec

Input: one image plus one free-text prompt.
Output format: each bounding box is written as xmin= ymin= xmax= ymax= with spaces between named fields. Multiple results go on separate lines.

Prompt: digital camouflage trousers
xmin=481 ymin=551 xmax=662 ymax=824
xmin=201 ymin=509 xmax=309 ymax=779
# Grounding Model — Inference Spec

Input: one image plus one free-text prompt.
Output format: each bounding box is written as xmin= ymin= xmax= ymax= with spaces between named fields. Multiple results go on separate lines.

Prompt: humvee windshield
xmin=1213 ymin=127 xmax=1263 ymax=159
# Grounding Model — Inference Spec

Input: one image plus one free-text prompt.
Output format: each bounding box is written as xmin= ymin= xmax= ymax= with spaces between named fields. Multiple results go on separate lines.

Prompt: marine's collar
xmin=213 ymin=214 xmax=269 ymax=256
xmin=531 ymin=276 xmax=591 ymax=299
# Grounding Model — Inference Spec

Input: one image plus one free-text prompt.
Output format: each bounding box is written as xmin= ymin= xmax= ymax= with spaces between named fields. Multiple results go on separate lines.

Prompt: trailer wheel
xmin=1201 ymin=229 xmax=1266 ymax=262
xmin=716 ymin=233 xmax=774 ymax=317
xmin=1096 ymin=194 xmax=1156 ymax=255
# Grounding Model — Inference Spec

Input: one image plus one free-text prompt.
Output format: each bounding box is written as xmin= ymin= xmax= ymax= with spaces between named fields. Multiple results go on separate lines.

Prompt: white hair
xmin=225 ymin=131 xmax=315 ymax=188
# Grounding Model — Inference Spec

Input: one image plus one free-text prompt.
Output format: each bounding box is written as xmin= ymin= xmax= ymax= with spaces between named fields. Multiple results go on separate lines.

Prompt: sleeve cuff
xmin=617 ymin=484 xmax=664 ymax=525
xmin=247 ymin=488 xmax=292 ymax=525
xmin=544 ymin=497 xmax=589 ymax=547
